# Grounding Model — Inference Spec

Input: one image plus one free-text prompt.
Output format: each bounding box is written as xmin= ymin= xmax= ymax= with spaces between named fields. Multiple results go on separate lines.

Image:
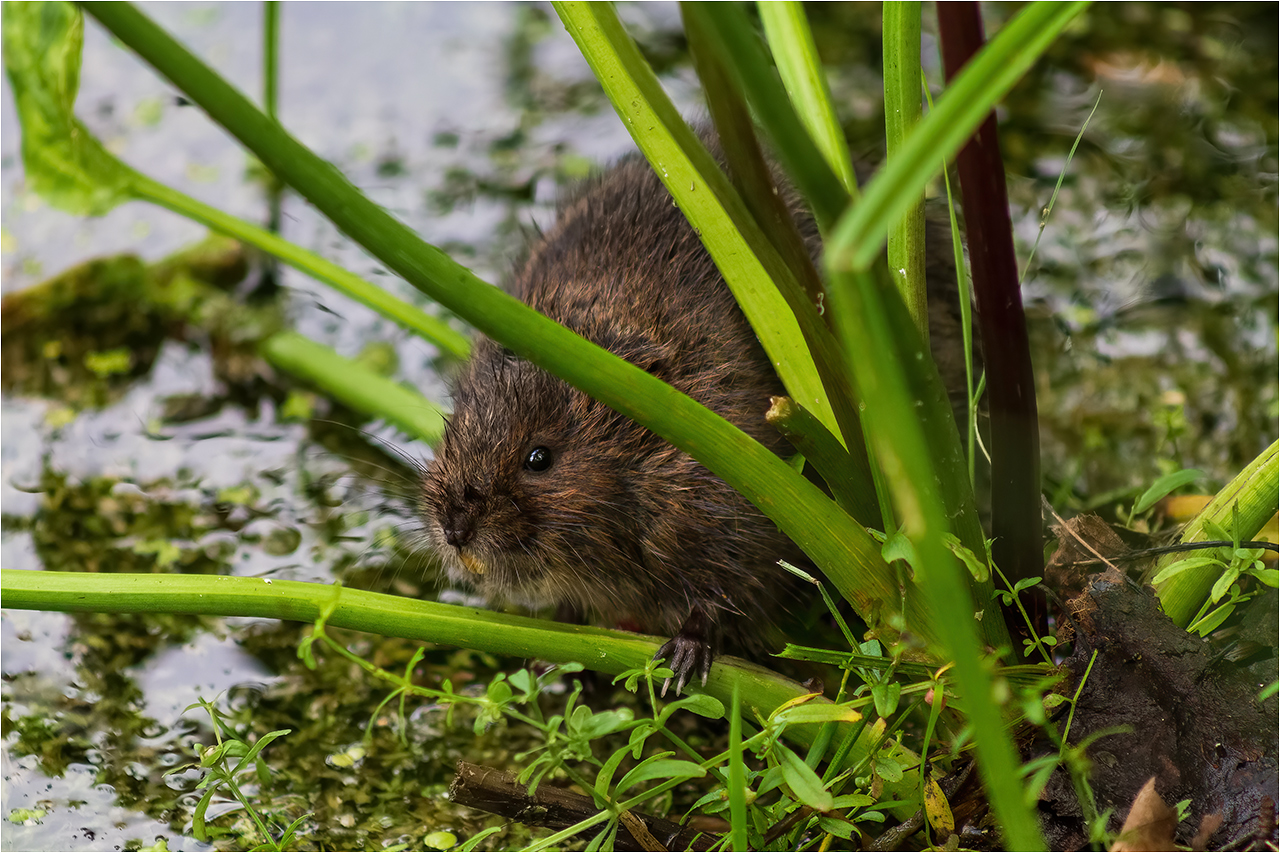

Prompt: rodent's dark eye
xmin=524 ymin=446 xmax=554 ymax=472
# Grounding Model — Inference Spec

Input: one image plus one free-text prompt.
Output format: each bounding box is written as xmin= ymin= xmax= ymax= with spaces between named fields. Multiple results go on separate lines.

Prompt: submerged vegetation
xmin=2 ymin=2 xmax=1275 ymax=851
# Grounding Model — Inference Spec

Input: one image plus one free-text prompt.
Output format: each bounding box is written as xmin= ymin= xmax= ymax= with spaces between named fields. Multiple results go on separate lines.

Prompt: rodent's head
xmin=421 ymin=340 xmax=660 ymax=612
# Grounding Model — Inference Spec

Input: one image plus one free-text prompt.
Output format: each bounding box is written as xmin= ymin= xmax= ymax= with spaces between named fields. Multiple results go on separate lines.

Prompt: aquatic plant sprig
xmin=170 ymin=697 xmax=309 ymax=850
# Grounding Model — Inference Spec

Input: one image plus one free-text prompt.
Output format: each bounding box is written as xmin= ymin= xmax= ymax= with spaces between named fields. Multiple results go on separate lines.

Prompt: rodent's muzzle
xmin=436 ymin=493 xmax=489 ymax=576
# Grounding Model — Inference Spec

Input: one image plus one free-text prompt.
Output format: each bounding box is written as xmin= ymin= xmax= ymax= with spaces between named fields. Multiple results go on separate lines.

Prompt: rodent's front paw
xmin=654 ymin=607 xmax=716 ymax=696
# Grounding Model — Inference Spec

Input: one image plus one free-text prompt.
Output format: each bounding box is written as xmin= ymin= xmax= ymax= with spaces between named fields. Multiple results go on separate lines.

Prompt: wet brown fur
xmin=421 ymin=147 xmax=971 ymax=664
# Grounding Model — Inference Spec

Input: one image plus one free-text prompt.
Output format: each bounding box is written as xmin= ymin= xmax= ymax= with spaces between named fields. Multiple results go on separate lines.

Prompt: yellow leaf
xmin=923 ymin=774 xmax=955 ymax=837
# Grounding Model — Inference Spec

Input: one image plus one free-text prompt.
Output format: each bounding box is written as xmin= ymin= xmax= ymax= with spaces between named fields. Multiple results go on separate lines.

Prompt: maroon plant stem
xmin=937 ymin=4 xmax=1045 ymax=618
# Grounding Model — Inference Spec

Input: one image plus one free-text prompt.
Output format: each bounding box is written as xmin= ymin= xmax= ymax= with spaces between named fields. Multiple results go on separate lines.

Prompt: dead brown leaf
xmin=1110 ymin=777 xmax=1178 ymax=852
xmin=1189 ymin=812 xmax=1222 ymax=850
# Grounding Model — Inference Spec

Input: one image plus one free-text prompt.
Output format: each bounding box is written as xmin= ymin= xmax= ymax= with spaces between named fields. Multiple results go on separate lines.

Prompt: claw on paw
xmin=653 ymin=607 xmax=716 ymax=696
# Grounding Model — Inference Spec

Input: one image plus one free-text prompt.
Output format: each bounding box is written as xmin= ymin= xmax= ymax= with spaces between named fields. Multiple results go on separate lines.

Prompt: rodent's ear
xmin=608 ymin=332 xmax=676 ymax=381
xmin=636 ymin=354 xmax=669 ymax=378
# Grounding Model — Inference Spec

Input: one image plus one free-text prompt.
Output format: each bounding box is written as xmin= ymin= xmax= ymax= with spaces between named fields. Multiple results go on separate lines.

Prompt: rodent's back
xmin=513 ymin=155 xmax=788 ymax=451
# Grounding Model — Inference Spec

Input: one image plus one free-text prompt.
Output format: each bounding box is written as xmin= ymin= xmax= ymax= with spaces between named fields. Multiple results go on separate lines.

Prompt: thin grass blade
xmin=882 ymin=1 xmax=928 ymax=339
xmin=756 ymin=1 xmax=858 ymax=197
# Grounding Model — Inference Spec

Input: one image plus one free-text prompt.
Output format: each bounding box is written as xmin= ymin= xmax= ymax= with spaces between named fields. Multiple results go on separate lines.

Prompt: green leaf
xmin=1041 ymin=693 xmax=1068 ymax=711
xmin=1209 ymin=568 xmax=1241 ymax=605
xmin=1202 ymin=518 xmax=1233 ymax=544
xmin=771 ymin=702 xmax=863 ymax=726
xmin=657 ymin=693 xmax=725 ymax=723
xmin=614 ymin=759 xmax=705 ymax=797
xmin=1150 ymin=556 xmax=1222 ymax=586
xmin=585 ymin=820 xmax=618 ymax=852
xmin=486 ymin=678 xmax=513 ymax=704
xmin=1236 ymin=548 xmax=1266 ymax=565
xmin=1133 ymin=469 xmax=1204 ymax=515
xmin=756 ymin=765 xmax=786 ymax=797
xmin=1251 ymin=567 xmax=1279 ymax=588
xmin=1024 ymin=759 xmax=1058 ymax=806
xmin=774 ymin=743 xmax=833 ymax=811
xmin=872 ymin=754 xmax=905 ymax=784
xmin=191 ymin=784 xmax=219 ymax=842
xmin=881 ymin=529 xmax=917 ymax=565
xmin=627 ymin=722 xmax=655 ymax=759
xmin=457 ymin=827 xmax=504 ymax=852
xmin=2 ymin=1 xmax=138 ymax=215
xmin=227 ymin=728 xmax=290 ymax=776
xmin=423 ymin=830 xmax=456 ymax=851
xmin=870 ymin=681 xmax=901 ymax=718
xmin=508 ymin=668 xmax=535 ymax=699
xmin=1011 ymin=576 xmax=1043 ymax=593
xmin=1190 ymin=601 xmax=1236 ymax=637
xmin=614 ymin=665 xmax=647 ymax=694
xmin=946 ymin=534 xmax=992 ymax=584
xmin=199 ymin=740 xmax=242 ymax=767
xmin=595 ymin=747 xmax=631 ymax=798
xmin=817 ymin=815 xmax=857 ymax=840
xmin=689 ymin=786 xmax=731 ymax=816
xmin=831 ymin=792 xmax=876 ymax=809
xmin=573 ymin=707 xmax=634 ymax=740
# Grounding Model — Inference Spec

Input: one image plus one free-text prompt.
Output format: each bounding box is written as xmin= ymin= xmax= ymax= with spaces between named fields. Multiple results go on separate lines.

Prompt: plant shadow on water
xmin=1 ymin=3 xmax=1275 ymax=851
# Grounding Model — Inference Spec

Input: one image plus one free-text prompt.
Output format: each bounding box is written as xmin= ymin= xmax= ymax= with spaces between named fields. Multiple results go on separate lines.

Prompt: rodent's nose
xmin=442 ymin=511 xmax=477 ymax=549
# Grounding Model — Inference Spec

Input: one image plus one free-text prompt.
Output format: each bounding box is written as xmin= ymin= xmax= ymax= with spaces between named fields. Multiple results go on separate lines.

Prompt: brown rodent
xmin=421 ymin=148 xmax=970 ymax=692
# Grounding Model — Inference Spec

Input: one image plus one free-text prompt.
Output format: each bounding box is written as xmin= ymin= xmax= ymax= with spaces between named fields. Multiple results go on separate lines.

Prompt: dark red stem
xmin=937 ymin=4 xmax=1045 ymax=617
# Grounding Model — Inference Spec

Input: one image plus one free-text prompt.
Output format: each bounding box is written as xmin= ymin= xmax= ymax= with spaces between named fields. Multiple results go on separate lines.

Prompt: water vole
xmin=421 ymin=149 xmax=969 ymax=692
